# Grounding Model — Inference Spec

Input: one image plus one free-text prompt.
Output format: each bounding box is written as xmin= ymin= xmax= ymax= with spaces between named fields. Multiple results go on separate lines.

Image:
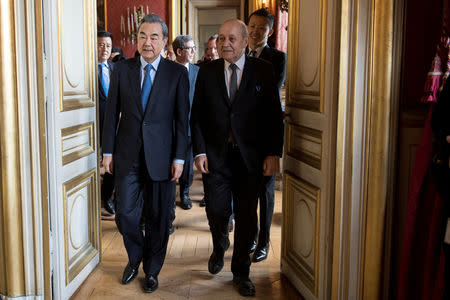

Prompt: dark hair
xmin=172 ymin=35 xmax=193 ymax=56
xmin=111 ymin=46 xmax=123 ymax=56
xmin=97 ymin=30 xmax=113 ymax=42
xmin=208 ymin=34 xmax=218 ymax=42
xmin=137 ymin=14 xmax=168 ymax=39
xmin=248 ymin=8 xmax=274 ymax=29
xmin=112 ymin=54 xmax=127 ymax=63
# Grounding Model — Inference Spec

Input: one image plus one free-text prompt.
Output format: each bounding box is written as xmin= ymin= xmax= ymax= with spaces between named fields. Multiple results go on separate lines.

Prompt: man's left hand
xmin=171 ymin=162 xmax=184 ymax=181
xmin=263 ymin=156 xmax=280 ymax=176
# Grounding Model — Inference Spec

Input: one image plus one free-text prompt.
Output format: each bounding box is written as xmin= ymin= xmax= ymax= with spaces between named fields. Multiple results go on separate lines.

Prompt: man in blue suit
xmin=102 ymin=14 xmax=190 ymax=293
xmin=171 ymin=35 xmax=199 ymax=212
xmin=97 ymin=30 xmax=115 ymax=216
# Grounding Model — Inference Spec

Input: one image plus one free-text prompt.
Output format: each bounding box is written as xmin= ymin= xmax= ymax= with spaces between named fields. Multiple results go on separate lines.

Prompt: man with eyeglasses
xmin=169 ymin=35 xmax=200 ymax=228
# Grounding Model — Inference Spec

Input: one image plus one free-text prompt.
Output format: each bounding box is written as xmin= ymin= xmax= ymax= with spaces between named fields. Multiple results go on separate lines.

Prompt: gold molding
xmin=61 ymin=122 xmax=95 ymax=165
xmin=286 ymin=0 xmax=326 ymax=113
xmin=283 ymin=172 xmax=321 ymax=296
xmin=0 ymin=0 xmax=26 ymax=296
xmin=58 ymin=0 xmax=95 ymax=111
xmin=62 ymin=168 xmax=99 ymax=284
xmin=286 ymin=123 xmax=323 ymax=170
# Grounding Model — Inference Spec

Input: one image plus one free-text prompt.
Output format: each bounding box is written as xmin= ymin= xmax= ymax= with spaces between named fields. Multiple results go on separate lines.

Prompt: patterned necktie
xmin=229 ymin=63 xmax=238 ymax=103
xmin=141 ymin=64 xmax=153 ymax=110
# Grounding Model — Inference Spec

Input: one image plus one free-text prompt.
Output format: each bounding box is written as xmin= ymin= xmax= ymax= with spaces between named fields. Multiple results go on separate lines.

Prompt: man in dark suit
xmin=102 ymin=14 xmax=190 ymax=293
xmin=97 ymin=30 xmax=115 ymax=216
xmin=247 ymin=8 xmax=287 ymax=262
xmin=191 ymin=19 xmax=284 ymax=296
xmin=172 ymin=35 xmax=199 ymax=211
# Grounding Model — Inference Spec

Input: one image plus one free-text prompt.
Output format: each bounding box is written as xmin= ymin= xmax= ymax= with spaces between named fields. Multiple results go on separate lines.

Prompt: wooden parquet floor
xmin=71 ymin=173 xmax=303 ymax=300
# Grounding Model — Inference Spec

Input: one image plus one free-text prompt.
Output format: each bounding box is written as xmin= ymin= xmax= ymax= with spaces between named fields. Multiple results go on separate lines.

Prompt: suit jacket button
xmin=143 ymin=122 xmax=148 ymax=126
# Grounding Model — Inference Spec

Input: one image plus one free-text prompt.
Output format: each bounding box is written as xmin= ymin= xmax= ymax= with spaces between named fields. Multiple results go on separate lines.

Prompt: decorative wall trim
xmin=60 ymin=122 xmax=95 ymax=165
xmin=58 ymin=0 xmax=96 ymax=111
xmin=283 ymin=172 xmax=321 ymax=296
xmin=286 ymin=123 xmax=323 ymax=170
xmin=62 ymin=169 xmax=99 ymax=284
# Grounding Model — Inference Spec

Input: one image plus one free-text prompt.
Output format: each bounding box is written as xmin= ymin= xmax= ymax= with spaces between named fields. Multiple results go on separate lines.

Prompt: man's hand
xmin=263 ymin=156 xmax=279 ymax=176
xmin=103 ymin=156 xmax=114 ymax=174
xmin=171 ymin=162 xmax=184 ymax=181
xmin=195 ymin=155 xmax=209 ymax=174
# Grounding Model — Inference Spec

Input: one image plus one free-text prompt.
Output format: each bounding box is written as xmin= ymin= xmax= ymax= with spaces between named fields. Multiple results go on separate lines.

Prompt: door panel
xmin=281 ymin=0 xmax=339 ymax=299
xmin=43 ymin=0 xmax=100 ymax=298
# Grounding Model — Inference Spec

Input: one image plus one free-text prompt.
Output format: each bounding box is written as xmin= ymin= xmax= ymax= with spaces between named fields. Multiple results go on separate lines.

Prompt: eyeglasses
xmin=183 ymin=46 xmax=197 ymax=51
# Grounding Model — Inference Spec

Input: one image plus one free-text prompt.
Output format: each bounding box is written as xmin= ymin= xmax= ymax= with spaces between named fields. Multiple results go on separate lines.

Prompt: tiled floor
xmin=71 ymin=173 xmax=303 ymax=299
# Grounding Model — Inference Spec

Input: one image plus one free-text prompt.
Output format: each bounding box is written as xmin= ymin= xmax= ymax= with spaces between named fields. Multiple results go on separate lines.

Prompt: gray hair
xmin=137 ymin=14 xmax=168 ymax=39
xmin=172 ymin=35 xmax=193 ymax=56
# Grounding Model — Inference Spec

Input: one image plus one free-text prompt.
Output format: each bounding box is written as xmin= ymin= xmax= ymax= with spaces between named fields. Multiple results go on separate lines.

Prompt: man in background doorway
xmin=197 ymin=34 xmax=219 ymax=66
xmin=247 ymin=8 xmax=287 ymax=262
xmin=171 ymin=35 xmax=199 ymax=214
xmin=97 ymin=30 xmax=115 ymax=218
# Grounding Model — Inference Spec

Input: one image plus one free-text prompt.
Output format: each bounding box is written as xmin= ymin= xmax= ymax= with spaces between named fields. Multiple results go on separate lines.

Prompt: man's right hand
xmin=103 ymin=156 xmax=114 ymax=174
xmin=194 ymin=155 xmax=209 ymax=174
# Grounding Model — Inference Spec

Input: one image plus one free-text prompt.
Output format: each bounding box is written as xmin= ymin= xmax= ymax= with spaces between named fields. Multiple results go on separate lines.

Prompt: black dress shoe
xmin=143 ymin=275 xmax=158 ymax=293
xmin=199 ymin=197 xmax=206 ymax=207
xmin=252 ymin=245 xmax=268 ymax=262
xmin=180 ymin=196 xmax=192 ymax=210
xmin=208 ymin=251 xmax=224 ymax=274
xmin=103 ymin=198 xmax=115 ymax=215
xmin=122 ymin=263 xmax=138 ymax=284
xmin=233 ymin=276 xmax=256 ymax=296
xmin=249 ymin=240 xmax=257 ymax=253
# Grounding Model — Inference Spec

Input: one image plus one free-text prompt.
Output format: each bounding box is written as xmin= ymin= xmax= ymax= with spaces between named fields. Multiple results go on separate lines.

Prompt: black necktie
xmin=249 ymin=50 xmax=257 ymax=57
xmin=229 ymin=63 xmax=238 ymax=103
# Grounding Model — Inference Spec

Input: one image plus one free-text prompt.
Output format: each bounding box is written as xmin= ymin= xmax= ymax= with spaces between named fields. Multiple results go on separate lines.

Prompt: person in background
xmin=102 ymin=14 xmax=189 ymax=293
xmin=165 ymin=43 xmax=176 ymax=61
xmin=197 ymin=34 xmax=219 ymax=66
xmin=172 ymin=35 xmax=199 ymax=210
xmin=109 ymin=46 xmax=123 ymax=61
xmin=246 ymin=8 xmax=287 ymax=262
xmin=191 ymin=19 xmax=284 ymax=296
xmin=97 ymin=30 xmax=115 ymax=218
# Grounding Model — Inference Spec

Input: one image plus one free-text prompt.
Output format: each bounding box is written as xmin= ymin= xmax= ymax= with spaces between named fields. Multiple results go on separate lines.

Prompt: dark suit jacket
xmin=188 ymin=63 xmax=200 ymax=136
xmin=98 ymin=61 xmax=114 ymax=143
xmin=190 ymin=57 xmax=284 ymax=173
xmin=102 ymin=57 xmax=190 ymax=180
xmin=258 ymin=45 xmax=286 ymax=93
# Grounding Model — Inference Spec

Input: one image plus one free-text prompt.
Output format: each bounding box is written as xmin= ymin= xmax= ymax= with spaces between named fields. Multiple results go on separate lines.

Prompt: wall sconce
xmin=261 ymin=0 xmax=267 ymax=8
xmin=120 ymin=5 xmax=149 ymax=43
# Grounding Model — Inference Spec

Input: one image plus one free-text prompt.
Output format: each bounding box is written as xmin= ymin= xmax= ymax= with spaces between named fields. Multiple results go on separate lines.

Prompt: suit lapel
xmin=129 ymin=58 xmax=143 ymax=116
xmin=216 ymin=59 xmax=231 ymax=107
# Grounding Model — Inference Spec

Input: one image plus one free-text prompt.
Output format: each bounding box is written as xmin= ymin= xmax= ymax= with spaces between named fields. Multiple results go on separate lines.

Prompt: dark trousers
xmin=179 ymin=137 xmax=193 ymax=198
xmin=203 ymin=145 xmax=262 ymax=278
xmin=114 ymin=156 xmax=175 ymax=276
xmin=256 ymin=174 xmax=276 ymax=247
xmin=101 ymin=172 xmax=115 ymax=204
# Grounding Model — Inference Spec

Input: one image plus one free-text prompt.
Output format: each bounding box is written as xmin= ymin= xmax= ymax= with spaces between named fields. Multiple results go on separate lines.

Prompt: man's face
xmin=177 ymin=40 xmax=196 ymax=64
xmin=137 ymin=22 xmax=168 ymax=63
xmin=248 ymin=15 xmax=273 ymax=48
xmin=98 ymin=37 xmax=112 ymax=63
xmin=217 ymin=21 xmax=248 ymax=64
xmin=166 ymin=44 xmax=176 ymax=61
xmin=206 ymin=39 xmax=219 ymax=60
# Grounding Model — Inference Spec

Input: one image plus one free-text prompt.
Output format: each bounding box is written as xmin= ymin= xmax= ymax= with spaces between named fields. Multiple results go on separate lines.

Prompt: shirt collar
xmin=98 ymin=61 xmax=109 ymax=67
xmin=224 ymin=53 xmax=245 ymax=71
xmin=140 ymin=55 xmax=162 ymax=71
xmin=184 ymin=62 xmax=190 ymax=70
xmin=248 ymin=44 xmax=267 ymax=57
